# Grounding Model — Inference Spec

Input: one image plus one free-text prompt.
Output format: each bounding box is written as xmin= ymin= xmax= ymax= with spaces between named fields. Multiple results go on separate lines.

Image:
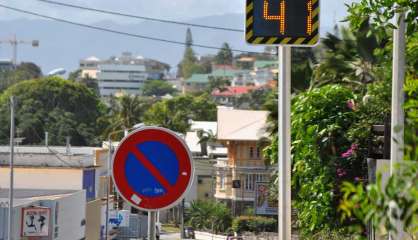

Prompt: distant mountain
xmin=0 ymin=14 xmax=335 ymax=74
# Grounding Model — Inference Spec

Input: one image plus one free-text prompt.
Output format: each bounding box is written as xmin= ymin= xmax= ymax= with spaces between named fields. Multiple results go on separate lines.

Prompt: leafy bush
xmin=339 ymin=77 xmax=418 ymax=238
xmin=231 ymin=216 xmax=277 ymax=234
xmin=291 ymin=85 xmax=361 ymax=233
xmin=302 ymin=228 xmax=360 ymax=240
xmin=186 ymin=200 xmax=232 ymax=234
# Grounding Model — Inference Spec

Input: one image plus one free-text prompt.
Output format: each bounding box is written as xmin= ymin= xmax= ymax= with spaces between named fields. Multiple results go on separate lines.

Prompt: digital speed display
xmin=246 ymin=0 xmax=319 ymax=46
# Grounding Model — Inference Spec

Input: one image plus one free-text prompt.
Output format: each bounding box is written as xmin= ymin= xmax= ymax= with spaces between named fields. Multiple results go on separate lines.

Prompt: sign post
xmin=390 ymin=11 xmax=406 ymax=240
xmin=112 ymin=126 xmax=194 ymax=240
xmin=245 ymin=0 xmax=320 ymax=239
xmin=278 ymin=46 xmax=291 ymax=240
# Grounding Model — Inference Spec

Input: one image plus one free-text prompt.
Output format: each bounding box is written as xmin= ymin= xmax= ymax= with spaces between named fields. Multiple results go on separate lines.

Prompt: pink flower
xmin=337 ymin=168 xmax=347 ymax=177
xmin=341 ymin=149 xmax=353 ymax=158
xmin=341 ymin=143 xmax=359 ymax=158
xmin=354 ymin=177 xmax=361 ymax=182
xmin=347 ymin=99 xmax=356 ymax=110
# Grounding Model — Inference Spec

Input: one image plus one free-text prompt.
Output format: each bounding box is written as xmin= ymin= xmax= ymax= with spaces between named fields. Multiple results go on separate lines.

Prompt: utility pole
xmin=278 ymin=46 xmax=291 ymax=240
xmin=105 ymin=139 xmax=112 ymax=240
xmin=0 ymin=35 xmax=39 ymax=67
xmin=390 ymin=10 xmax=406 ymax=240
xmin=8 ymin=96 xmax=15 ymax=240
xmin=180 ymin=198 xmax=185 ymax=239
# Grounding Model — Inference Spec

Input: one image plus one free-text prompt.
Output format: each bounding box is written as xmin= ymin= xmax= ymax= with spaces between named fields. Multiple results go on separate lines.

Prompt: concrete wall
xmin=51 ymin=190 xmax=86 ymax=240
xmin=0 ymin=168 xmax=83 ymax=190
xmin=86 ymin=199 xmax=102 ymax=240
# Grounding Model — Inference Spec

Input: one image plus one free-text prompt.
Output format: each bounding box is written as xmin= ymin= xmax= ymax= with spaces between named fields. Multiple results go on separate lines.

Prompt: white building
xmin=0 ymin=189 xmax=86 ymax=240
xmin=79 ymin=52 xmax=171 ymax=97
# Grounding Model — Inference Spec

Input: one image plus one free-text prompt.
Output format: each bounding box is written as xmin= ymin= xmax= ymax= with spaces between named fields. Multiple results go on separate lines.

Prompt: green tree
xmin=311 ymin=23 xmax=385 ymax=92
xmin=67 ymin=69 xmax=81 ymax=81
xmin=178 ymin=28 xmax=203 ymax=79
xmin=207 ymin=76 xmax=231 ymax=93
xmin=347 ymin=0 xmax=418 ymax=35
xmin=0 ymin=76 xmax=104 ymax=146
xmin=0 ymin=62 xmax=42 ymax=92
xmin=214 ymin=43 xmax=233 ymax=65
xmin=142 ymin=80 xmax=177 ymax=96
xmin=143 ymin=94 xmax=216 ymax=133
xmin=101 ymin=95 xmax=156 ymax=139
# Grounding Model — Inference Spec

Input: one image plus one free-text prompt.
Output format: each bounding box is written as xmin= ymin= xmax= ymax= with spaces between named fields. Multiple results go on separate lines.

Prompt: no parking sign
xmin=112 ymin=127 xmax=193 ymax=211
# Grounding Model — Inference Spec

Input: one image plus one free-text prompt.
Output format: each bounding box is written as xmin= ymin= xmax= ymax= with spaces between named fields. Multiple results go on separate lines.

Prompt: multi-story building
xmin=97 ymin=62 xmax=147 ymax=96
xmin=214 ymin=108 xmax=273 ymax=215
xmin=0 ymin=59 xmax=13 ymax=71
xmin=78 ymin=52 xmax=170 ymax=97
xmin=79 ymin=56 xmax=100 ymax=79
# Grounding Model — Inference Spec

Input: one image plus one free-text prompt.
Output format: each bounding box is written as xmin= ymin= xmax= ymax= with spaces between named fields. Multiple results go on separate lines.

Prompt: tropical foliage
xmin=186 ymin=200 xmax=232 ymax=234
xmin=143 ymin=94 xmax=216 ymax=133
xmin=0 ymin=77 xmax=103 ymax=146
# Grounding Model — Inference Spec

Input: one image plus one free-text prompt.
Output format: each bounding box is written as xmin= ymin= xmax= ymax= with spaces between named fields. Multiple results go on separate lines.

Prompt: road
xmin=160 ymin=232 xmax=181 ymax=240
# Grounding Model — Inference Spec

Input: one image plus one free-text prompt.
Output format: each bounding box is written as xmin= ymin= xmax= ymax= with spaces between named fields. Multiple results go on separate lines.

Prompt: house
xmin=214 ymin=108 xmax=273 ymax=215
xmin=184 ymin=121 xmax=227 ymax=204
xmin=251 ymin=60 xmax=278 ymax=85
xmin=183 ymin=74 xmax=210 ymax=93
xmin=212 ymin=86 xmax=258 ymax=106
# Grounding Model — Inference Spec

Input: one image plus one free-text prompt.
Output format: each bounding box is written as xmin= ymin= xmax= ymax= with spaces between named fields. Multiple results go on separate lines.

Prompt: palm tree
xmin=196 ymin=129 xmax=216 ymax=156
xmin=101 ymin=95 xmax=155 ymax=139
xmin=311 ymin=21 xmax=387 ymax=92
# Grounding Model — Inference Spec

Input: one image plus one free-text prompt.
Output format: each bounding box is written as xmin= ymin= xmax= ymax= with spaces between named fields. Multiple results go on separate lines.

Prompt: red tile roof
xmin=212 ymin=86 xmax=257 ymax=97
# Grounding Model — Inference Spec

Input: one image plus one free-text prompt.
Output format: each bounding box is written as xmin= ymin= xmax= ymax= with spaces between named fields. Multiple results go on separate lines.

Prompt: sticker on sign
xmin=21 ymin=207 xmax=50 ymax=237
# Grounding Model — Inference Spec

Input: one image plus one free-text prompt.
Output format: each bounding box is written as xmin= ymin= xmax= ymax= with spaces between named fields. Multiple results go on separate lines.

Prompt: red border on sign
xmin=112 ymin=127 xmax=193 ymax=211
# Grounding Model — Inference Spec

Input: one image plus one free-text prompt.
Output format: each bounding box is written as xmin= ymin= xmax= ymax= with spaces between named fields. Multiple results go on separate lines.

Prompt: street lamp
xmin=104 ymin=124 xmax=145 ymax=240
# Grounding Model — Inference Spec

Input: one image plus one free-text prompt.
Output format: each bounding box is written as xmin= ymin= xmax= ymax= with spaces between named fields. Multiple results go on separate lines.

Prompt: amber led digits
xmin=263 ymin=0 xmax=286 ymax=34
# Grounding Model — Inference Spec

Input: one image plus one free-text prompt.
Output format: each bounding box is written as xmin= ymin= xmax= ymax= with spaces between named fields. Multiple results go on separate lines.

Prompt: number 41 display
xmin=246 ymin=0 xmax=319 ymax=46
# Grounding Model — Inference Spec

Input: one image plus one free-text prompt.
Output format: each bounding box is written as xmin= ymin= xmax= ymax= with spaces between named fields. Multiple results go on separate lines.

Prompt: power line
xmin=36 ymin=0 xmax=244 ymax=33
xmin=0 ymin=3 xmax=264 ymax=55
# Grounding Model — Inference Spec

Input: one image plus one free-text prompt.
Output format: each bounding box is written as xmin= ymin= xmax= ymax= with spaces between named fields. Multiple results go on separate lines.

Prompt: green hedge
xmin=231 ymin=216 xmax=277 ymax=233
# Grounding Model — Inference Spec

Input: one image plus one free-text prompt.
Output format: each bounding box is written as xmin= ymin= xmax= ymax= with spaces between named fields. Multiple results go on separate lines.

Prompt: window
xmin=244 ymin=174 xmax=265 ymax=191
xmin=249 ymin=147 xmax=254 ymax=159
xmin=245 ymin=174 xmax=254 ymax=191
xmin=256 ymin=147 xmax=261 ymax=159
xmin=219 ymin=174 xmax=225 ymax=190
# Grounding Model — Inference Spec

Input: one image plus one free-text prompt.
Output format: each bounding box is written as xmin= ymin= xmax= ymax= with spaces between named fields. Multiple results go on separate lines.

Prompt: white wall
xmin=0 ymin=168 xmax=83 ymax=190
xmin=51 ymin=190 xmax=86 ymax=240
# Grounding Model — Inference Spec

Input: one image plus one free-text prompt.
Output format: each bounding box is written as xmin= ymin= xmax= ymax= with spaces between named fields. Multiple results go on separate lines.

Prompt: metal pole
xmin=105 ymin=139 xmax=112 ymax=240
xmin=180 ymin=198 xmax=185 ymax=239
xmin=148 ymin=211 xmax=157 ymax=240
xmin=8 ymin=96 xmax=15 ymax=240
xmin=278 ymin=46 xmax=291 ymax=240
xmin=390 ymin=10 xmax=406 ymax=240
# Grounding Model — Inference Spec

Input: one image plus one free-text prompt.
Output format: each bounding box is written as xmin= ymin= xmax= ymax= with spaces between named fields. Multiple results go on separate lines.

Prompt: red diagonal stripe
xmin=129 ymin=146 xmax=172 ymax=192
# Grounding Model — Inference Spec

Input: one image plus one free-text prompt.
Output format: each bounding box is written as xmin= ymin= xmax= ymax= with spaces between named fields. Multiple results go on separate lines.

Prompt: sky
xmin=0 ymin=0 xmax=356 ymax=24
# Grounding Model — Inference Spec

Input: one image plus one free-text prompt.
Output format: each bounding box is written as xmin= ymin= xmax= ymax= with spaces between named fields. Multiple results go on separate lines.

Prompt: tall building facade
xmin=79 ymin=52 xmax=170 ymax=97
xmin=97 ymin=63 xmax=147 ymax=96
